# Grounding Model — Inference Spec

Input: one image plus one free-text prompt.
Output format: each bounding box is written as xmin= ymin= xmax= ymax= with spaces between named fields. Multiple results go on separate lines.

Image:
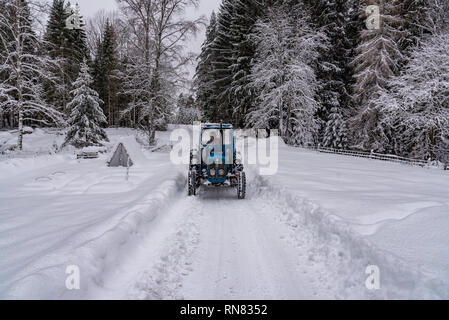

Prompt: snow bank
xmin=1 ymin=172 xmax=186 ymax=299
xmin=0 ymin=127 xmax=191 ymax=299
xmin=245 ymin=138 xmax=449 ymax=299
xmin=0 ymin=128 xmax=64 ymax=156
xmin=250 ymin=173 xmax=449 ymax=299
xmin=273 ymin=140 xmax=449 ymax=277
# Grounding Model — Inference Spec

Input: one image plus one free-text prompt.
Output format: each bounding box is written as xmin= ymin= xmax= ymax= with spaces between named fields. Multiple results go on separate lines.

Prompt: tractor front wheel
xmin=237 ymin=171 xmax=246 ymax=199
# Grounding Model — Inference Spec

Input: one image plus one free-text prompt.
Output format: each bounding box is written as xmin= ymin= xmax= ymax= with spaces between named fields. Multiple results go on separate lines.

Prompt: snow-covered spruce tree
xmin=400 ymin=0 xmax=432 ymax=51
xmin=0 ymin=0 xmax=12 ymax=128
xmin=44 ymin=0 xmax=90 ymax=114
xmin=373 ymin=31 xmax=449 ymax=161
xmin=92 ymin=19 xmax=120 ymax=126
xmin=43 ymin=0 xmax=70 ymax=113
xmin=305 ymin=0 xmax=356 ymax=148
xmin=247 ymin=6 xmax=325 ymax=146
xmin=0 ymin=0 xmax=64 ymax=150
xmin=209 ymin=0 xmax=235 ymax=124
xmin=64 ymin=62 xmax=108 ymax=148
xmin=426 ymin=0 xmax=449 ymax=33
xmin=194 ymin=12 xmax=218 ymax=122
xmin=323 ymin=107 xmax=349 ymax=149
xmin=228 ymin=0 xmax=263 ymax=127
xmin=350 ymin=0 xmax=406 ymax=151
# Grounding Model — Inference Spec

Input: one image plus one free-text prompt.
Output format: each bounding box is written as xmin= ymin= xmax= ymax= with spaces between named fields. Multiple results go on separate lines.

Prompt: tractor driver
xmin=206 ymin=135 xmax=215 ymax=145
xmin=203 ymin=129 xmax=221 ymax=146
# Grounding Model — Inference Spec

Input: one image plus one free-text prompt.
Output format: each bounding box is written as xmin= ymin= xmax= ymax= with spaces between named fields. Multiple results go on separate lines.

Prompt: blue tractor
xmin=188 ymin=123 xmax=246 ymax=199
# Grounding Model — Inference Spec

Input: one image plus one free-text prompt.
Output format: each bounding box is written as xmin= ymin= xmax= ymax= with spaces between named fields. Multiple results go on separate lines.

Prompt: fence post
xmin=370 ymin=149 xmax=374 ymax=159
xmin=126 ymin=156 xmax=130 ymax=181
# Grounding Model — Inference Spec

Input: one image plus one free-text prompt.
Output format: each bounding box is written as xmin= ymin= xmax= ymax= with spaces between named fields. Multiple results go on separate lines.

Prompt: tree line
xmin=1 ymin=0 xmax=448 ymax=162
xmin=194 ymin=0 xmax=449 ymax=162
xmin=0 ymin=0 xmax=203 ymax=149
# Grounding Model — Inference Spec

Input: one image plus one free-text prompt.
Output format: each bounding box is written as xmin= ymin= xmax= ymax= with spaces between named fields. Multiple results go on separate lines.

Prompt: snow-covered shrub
xmin=174 ymin=94 xmax=202 ymax=125
xmin=22 ymin=126 xmax=34 ymax=135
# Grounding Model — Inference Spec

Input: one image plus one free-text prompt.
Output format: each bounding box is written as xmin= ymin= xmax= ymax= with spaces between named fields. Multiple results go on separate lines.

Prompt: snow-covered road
xmin=86 ymin=170 xmax=335 ymax=300
xmin=1 ymin=128 xmax=448 ymax=299
xmin=179 ymin=185 xmax=331 ymax=300
xmin=84 ymin=170 xmax=356 ymax=300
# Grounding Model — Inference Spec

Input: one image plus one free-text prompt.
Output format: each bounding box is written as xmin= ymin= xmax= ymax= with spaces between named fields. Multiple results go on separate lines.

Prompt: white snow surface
xmin=0 ymin=128 xmax=448 ymax=299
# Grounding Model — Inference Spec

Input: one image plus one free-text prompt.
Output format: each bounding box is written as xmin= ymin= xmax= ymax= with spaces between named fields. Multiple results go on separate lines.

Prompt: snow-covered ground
xmin=273 ymin=144 xmax=449 ymax=282
xmin=0 ymin=128 xmax=448 ymax=299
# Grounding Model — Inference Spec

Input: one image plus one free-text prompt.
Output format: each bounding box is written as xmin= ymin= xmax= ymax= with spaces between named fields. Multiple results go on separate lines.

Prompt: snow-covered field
xmin=0 ymin=128 xmax=448 ymax=299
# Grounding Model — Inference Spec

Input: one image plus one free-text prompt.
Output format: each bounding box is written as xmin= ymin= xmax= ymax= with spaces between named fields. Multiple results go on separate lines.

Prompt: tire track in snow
xmin=178 ymin=172 xmax=336 ymax=300
xmin=124 ymin=197 xmax=204 ymax=300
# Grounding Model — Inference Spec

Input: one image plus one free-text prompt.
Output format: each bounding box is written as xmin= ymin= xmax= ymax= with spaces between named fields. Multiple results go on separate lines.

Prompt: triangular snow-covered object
xmin=108 ymin=143 xmax=133 ymax=167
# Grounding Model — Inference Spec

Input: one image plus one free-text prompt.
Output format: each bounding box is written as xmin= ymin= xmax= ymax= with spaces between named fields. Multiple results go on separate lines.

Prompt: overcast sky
xmin=70 ymin=0 xmax=222 ymax=55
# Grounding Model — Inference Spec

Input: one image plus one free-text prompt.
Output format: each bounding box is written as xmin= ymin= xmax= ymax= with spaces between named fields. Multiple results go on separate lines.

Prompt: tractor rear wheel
xmin=188 ymin=170 xmax=197 ymax=196
xmin=237 ymin=171 xmax=246 ymax=199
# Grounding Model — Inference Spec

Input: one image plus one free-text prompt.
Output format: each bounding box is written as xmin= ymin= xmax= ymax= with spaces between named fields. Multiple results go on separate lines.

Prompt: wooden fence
xmin=313 ymin=145 xmax=436 ymax=168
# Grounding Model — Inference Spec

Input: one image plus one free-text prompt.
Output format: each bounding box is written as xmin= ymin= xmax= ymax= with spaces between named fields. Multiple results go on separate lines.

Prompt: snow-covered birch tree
xmin=64 ymin=61 xmax=108 ymax=148
xmin=247 ymin=6 xmax=325 ymax=146
xmin=117 ymin=0 xmax=204 ymax=145
xmin=0 ymin=0 xmax=64 ymax=151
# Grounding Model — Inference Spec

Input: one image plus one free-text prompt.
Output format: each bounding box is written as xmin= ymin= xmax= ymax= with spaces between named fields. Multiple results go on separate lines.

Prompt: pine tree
xmin=373 ymin=31 xmax=449 ymax=161
xmin=0 ymin=0 xmax=14 ymax=128
xmin=350 ymin=0 xmax=406 ymax=151
xmin=65 ymin=2 xmax=89 ymax=63
xmin=44 ymin=0 xmax=90 ymax=113
xmin=64 ymin=62 xmax=108 ymax=148
xmin=210 ymin=0 xmax=235 ymax=124
xmin=93 ymin=19 xmax=119 ymax=126
xmin=43 ymin=0 xmax=70 ymax=112
xmin=195 ymin=12 xmax=218 ymax=122
xmin=198 ymin=0 xmax=265 ymax=127
xmin=427 ymin=0 xmax=449 ymax=31
xmin=305 ymin=0 xmax=356 ymax=148
xmin=323 ymin=107 xmax=349 ymax=149
xmin=228 ymin=0 xmax=262 ymax=127
xmin=400 ymin=0 xmax=431 ymax=51
xmin=248 ymin=6 xmax=324 ymax=146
